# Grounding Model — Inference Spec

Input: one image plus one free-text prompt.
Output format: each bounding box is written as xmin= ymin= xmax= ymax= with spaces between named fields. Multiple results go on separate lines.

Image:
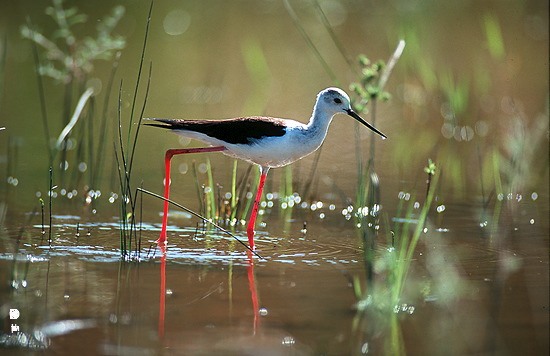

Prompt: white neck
xmin=306 ymin=103 xmax=336 ymax=136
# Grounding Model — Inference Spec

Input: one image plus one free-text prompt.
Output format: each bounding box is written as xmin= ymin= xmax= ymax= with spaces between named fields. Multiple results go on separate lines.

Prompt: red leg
xmin=158 ymin=146 xmax=226 ymax=244
xmin=246 ymin=167 xmax=269 ymax=251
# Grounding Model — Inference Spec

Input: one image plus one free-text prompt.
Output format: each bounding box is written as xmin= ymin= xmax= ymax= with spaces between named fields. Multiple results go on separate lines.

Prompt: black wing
xmin=145 ymin=117 xmax=287 ymax=144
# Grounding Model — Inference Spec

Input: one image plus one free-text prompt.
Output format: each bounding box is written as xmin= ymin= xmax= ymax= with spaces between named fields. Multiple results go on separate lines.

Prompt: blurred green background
xmin=0 ymin=0 xmax=548 ymax=209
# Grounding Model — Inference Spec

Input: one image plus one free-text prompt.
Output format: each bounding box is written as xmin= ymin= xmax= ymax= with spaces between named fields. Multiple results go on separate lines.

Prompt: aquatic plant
xmin=483 ymin=13 xmax=506 ymax=60
xmin=21 ymin=0 xmax=125 ymax=84
xmin=347 ymin=42 xmax=405 ymax=289
xmin=392 ymin=171 xmax=439 ymax=298
xmin=114 ymin=2 xmax=152 ymax=260
xmin=284 ymin=0 xmax=404 ymax=210
xmin=424 ymin=158 xmax=436 ymax=199
xmin=350 ymin=40 xmax=405 ymax=167
xmin=483 ymin=110 xmax=548 ymax=243
xmin=48 ymin=167 xmax=54 ymax=243
xmin=283 ymin=0 xmax=339 ymax=85
xmin=137 ymin=187 xmax=260 ymax=258
xmin=21 ymin=0 xmax=125 ymax=190
xmin=348 ymin=167 xmax=440 ymax=356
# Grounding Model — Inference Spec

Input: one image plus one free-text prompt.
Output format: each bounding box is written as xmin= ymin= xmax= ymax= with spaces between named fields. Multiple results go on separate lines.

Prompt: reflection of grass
xmin=355 ymin=170 xmax=439 ymax=300
xmin=392 ymin=170 xmax=439 ymax=299
xmin=9 ymin=208 xmax=36 ymax=291
xmin=349 ymin=167 xmax=439 ymax=356
xmin=484 ymin=112 xmax=548 ymax=242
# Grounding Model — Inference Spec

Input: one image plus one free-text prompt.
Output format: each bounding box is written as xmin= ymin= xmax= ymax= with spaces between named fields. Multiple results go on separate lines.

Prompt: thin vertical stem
xmin=127 ymin=0 xmax=154 ymax=149
xmin=230 ymin=159 xmax=238 ymax=222
xmin=48 ymin=167 xmax=53 ymax=244
xmin=206 ymin=158 xmax=216 ymax=220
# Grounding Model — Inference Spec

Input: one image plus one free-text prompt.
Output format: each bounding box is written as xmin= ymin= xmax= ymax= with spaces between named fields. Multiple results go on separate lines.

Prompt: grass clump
xmin=114 ymin=1 xmax=153 ymax=260
xmin=21 ymin=0 xmax=125 ymax=192
xmin=21 ymin=0 xmax=125 ymax=85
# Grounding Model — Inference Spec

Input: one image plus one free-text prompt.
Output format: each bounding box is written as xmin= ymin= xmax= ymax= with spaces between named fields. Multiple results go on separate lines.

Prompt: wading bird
xmin=146 ymin=87 xmax=386 ymax=250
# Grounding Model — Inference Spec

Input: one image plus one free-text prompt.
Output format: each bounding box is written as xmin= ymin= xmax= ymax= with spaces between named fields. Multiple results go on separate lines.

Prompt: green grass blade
xmin=312 ymin=0 xmax=356 ymax=72
xmin=283 ymin=0 xmax=339 ymax=85
xmin=138 ymin=187 xmax=263 ymax=259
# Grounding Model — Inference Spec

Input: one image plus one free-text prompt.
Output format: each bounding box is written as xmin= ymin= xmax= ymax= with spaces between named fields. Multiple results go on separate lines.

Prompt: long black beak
xmin=345 ymin=109 xmax=387 ymax=139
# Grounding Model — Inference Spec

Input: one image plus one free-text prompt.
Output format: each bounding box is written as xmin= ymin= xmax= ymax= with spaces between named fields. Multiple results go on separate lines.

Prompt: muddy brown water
xmin=0 ymin=195 xmax=548 ymax=355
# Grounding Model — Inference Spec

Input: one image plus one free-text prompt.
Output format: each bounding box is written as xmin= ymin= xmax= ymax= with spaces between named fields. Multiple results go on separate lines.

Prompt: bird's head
xmin=318 ymin=87 xmax=387 ymax=139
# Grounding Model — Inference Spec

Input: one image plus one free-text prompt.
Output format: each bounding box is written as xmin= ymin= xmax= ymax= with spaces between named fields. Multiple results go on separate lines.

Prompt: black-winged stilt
xmin=146 ymin=87 xmax=386 ymax=250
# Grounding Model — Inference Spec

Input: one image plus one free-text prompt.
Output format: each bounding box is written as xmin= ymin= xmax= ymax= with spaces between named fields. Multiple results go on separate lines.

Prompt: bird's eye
xmin=333 ymin=98 xmax=342 ymax=104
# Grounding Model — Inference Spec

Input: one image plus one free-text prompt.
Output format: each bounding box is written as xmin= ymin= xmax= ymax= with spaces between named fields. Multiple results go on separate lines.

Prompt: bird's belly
xmin=224 ymin=135 xmax=320 ymax=168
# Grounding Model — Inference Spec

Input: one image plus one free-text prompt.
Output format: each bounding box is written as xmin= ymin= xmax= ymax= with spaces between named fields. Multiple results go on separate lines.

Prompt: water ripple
xmin=8 ymin=222 xmax=363 ymax=267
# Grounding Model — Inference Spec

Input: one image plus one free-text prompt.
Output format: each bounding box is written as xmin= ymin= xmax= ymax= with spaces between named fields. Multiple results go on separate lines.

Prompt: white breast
xmin=221 ymin=124 xmax=326 ymax=168
xmin=172 ymin=119 xmax=328 ymax=169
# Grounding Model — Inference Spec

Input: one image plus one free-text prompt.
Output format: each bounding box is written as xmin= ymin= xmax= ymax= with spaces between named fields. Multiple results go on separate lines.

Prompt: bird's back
xmin=145 ymin=117 xmax=288 ymax=145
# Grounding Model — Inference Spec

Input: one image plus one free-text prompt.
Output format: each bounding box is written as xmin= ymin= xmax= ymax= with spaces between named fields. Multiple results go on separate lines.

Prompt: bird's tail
xmin=143 ymin=118 xmax=182 ymax=130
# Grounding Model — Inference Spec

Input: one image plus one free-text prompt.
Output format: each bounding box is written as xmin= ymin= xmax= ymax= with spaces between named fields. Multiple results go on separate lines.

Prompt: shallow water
xmin=1 ymin=196 xmax=548 ymax=355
